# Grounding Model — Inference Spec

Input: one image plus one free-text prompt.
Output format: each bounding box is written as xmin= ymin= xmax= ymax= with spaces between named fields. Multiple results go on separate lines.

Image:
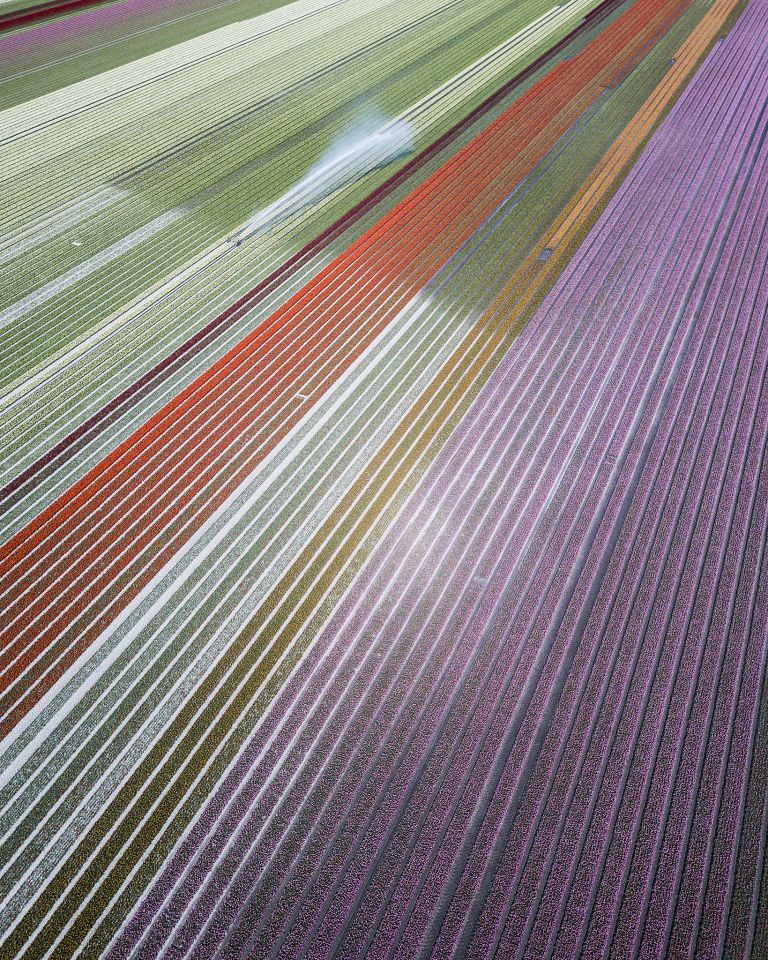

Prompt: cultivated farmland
xmin=0 ymin=0 xmax=765 ymax=958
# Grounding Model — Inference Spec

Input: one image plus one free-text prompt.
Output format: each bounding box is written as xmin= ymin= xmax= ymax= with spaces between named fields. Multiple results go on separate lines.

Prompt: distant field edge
xmin=0 ymin=0 xmax=121 ymax=33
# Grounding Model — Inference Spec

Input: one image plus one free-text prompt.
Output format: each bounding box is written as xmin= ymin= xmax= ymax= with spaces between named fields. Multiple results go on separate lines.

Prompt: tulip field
xmin=0 ymin=0 xmax=766 ymax=957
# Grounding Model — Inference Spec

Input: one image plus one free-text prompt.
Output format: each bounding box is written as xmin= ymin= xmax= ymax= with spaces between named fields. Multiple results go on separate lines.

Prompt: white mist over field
xmin=243 ymin=112 xmax=415 ymax=235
